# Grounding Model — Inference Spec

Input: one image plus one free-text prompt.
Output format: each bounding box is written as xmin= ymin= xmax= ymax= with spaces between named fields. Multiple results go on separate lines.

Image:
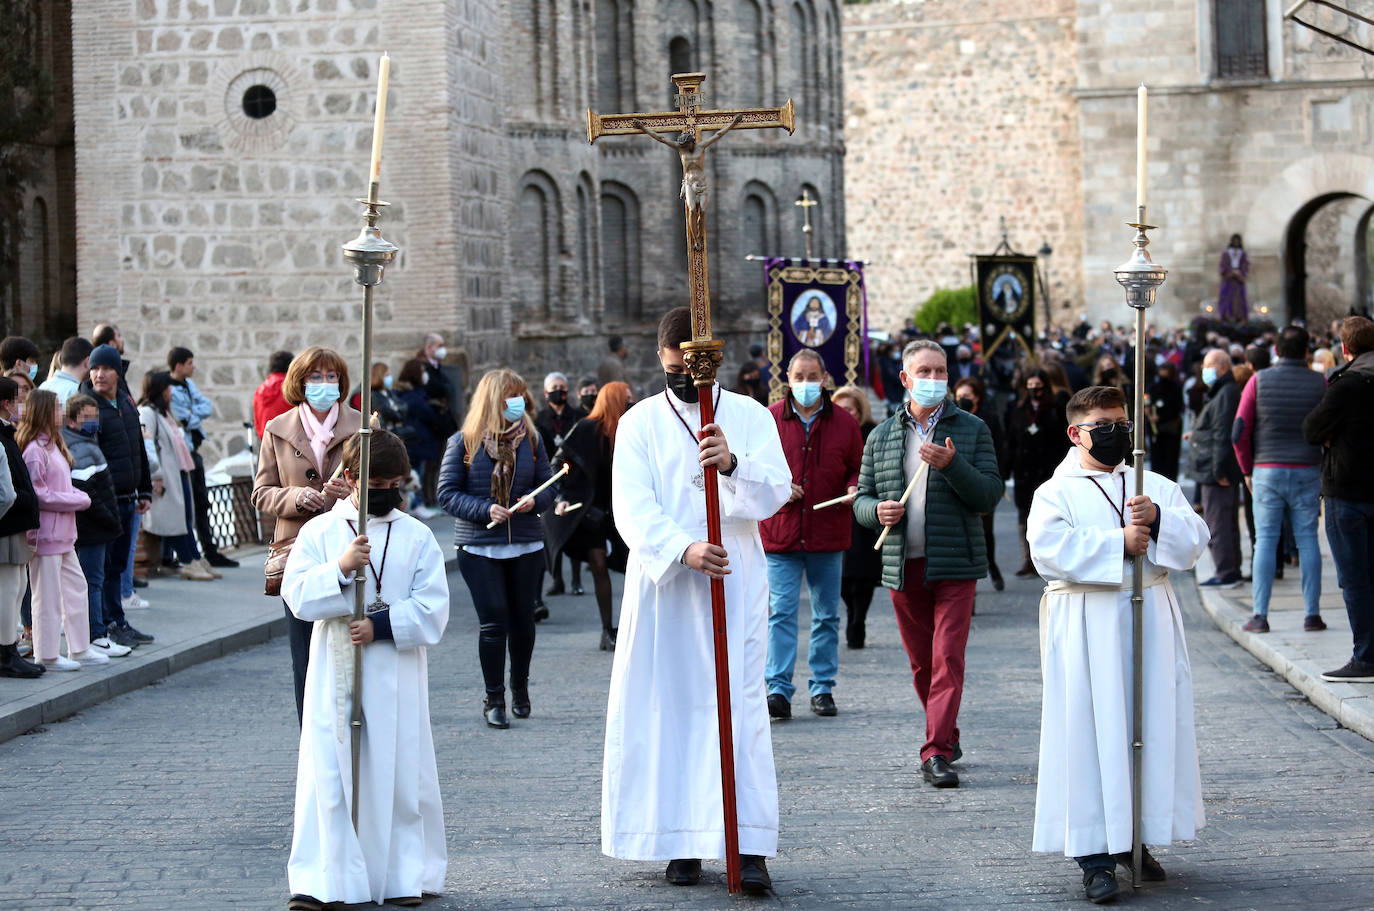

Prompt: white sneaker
xmin=69 ymin=648 xmax=110 ymax=666
xmin=122 ymin=594 xmax=150 ymax=610
xmin=42 ymin=655 xmax=81 ymax=671
xmin=89 ymin=637 xmax=132 ymax=657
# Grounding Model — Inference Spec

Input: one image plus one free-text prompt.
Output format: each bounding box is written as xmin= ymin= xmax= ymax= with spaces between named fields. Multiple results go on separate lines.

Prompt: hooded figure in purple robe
xmin=1218 ymin=233 xmax=1249 ymax=322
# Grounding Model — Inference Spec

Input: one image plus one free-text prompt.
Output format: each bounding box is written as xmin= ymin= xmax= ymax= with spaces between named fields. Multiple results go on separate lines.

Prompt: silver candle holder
xmin=339 ymin=186 xmax=398 ymax=832
xmin=1113 ymin=204 xmax=1165 ymax=889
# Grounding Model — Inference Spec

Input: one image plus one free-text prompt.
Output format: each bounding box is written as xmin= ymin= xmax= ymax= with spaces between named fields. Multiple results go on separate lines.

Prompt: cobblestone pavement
xmin=2 ymin=503 xmax=1372 ymax=910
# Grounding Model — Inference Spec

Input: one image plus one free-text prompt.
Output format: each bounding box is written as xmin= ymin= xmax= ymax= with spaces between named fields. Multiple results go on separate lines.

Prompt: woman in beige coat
xmin=252 ymin=346 xmax=360 ymax=724
xmin=138 ymin=371 xmax=216 ymax=582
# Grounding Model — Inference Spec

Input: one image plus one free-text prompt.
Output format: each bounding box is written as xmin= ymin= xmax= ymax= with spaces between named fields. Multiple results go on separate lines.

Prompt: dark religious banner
xmin=974 ymin=254 xmax=1037 ymax=360
xmin=763 ymin=257 xmax=869 ymax=402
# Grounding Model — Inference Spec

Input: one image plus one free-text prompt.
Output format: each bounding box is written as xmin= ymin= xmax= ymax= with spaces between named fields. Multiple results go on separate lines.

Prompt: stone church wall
xmin=842 ymin=0 xmax=1085 ymax=336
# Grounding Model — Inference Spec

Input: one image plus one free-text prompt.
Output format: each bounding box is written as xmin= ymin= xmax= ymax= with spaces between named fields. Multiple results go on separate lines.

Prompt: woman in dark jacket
xmin=395 ymin=358 xmax=443 ymax=502
xmin=550 ymin=381 xmax=632 ymax=651
xmin=954 ymin=375 xmax=1005 ymax=591
xmin=437 ymin=368 xmax=555 ymax=730
xmin=1004 ymin=367 xmax=1071 ymax=576
xmin=831 ymin=385 xmax=882 ymax=648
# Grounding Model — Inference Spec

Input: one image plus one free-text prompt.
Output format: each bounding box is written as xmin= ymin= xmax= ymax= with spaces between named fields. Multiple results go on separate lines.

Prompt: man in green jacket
xmin=854 ymin=339 xmax=1004 ymax=789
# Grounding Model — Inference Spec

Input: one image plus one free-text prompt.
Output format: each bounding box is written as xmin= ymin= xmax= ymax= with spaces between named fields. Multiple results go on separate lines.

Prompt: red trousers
xmin=889 ymin=558 xmax=976 ymax=762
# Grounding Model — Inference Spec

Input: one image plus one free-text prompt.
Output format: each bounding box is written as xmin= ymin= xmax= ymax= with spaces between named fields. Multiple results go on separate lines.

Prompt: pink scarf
xmin=159 ymin=413 xmax=195 ymax=472
xmin=298 ymin=404 xmax=338 ymax=472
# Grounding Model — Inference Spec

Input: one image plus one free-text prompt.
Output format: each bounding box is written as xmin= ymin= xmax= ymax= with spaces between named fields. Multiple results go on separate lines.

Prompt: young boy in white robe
xmin=1027 ymin=385 xmax=1210 ymax=905
xmin=282 ymin=430 xmax=450 ymax=910
xmin=602 ymin=307 xmax=792 ymax=895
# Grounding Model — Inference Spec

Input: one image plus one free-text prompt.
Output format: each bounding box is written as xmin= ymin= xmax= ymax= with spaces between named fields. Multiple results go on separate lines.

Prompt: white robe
xmin=1028 ymin=450 xmax=1210 ymax=857
xmin=602 ymin=385 xmax=792 ymax=860
xmin=283 ymin=501 xmax=450 ymax=904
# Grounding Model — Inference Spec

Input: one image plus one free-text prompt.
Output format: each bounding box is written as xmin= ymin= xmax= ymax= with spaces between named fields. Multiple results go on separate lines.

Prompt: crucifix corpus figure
xmin=589 ymin=72 xmax=795 ymax=896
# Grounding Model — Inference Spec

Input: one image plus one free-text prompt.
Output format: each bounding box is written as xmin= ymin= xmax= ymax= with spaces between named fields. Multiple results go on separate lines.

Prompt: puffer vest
xmin=1253 ymin=360 xmax=1327 ymax=466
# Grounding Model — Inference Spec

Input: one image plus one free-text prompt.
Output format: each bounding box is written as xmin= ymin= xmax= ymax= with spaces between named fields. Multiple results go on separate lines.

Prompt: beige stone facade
xmin=845 ymin=0 xmax=1374 ymax=333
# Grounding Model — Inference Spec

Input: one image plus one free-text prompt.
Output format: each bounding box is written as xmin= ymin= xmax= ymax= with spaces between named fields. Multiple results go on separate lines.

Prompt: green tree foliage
xmin=914 ymin=286 xmax=978 ymax=335
xmin=0 ymin=0 xmax=56 ymax=320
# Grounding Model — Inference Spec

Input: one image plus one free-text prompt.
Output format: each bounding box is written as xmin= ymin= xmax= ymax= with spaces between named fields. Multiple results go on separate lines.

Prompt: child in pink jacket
xmin=20 ymin=390 xmax=102 ymax=670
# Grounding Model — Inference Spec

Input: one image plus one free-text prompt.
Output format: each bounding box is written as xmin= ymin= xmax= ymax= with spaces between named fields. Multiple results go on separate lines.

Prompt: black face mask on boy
xmin=665 ymin=371 xmax=699 ymax=404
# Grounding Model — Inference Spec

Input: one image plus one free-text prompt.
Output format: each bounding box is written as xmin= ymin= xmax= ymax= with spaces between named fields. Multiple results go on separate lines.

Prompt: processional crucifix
xmin=795 ymin=187 xmax=817 ymax=260
xmin=588 ymin=72 xmax=794 ymax=894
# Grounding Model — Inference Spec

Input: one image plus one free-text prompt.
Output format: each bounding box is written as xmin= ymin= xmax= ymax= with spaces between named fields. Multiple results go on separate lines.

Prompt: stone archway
xmin=1245 ymin=153 xmax=1374 ymax=323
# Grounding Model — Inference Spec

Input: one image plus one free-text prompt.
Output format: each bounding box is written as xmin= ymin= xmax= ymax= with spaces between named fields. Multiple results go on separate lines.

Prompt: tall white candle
xmin=1136 ymin=83 xmax=1148 ymax=211
xmin=368 ymin=53 xmax=391 ymax=192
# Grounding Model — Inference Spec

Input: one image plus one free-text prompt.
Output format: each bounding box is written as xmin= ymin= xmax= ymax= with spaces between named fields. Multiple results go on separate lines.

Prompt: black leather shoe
xmin=665 ymin=858 xmax=702 ymax=886
xmin=767 ymin=693 xmax=791 ymax=720
xmin=950 ymin=742 xmax=963 ymax=763
xmin=599 ymin=628 xmax=616 ymax=651
xmin=921 ymin=755 xmax=959 ymax=788
xmin=545 ymin=580 xmax=565 ymax=597
xmin=571 ymin=584 xmax=585 ymax=596
xmin=533 ymin=600 xmax=550 ymax=622
xmin=810 ymin=693 xmax=837 ymax=716
xmin=990 ymin=565 xmax=1005 ymax=591
xmin=286 ymin=895 xmax=324 ymax=911
xmin=1083 ymin=868 xmax=1119 ymax=903
xmin=1014 ymin=560 xmax=1037 ymax=577
xmin=206 ymin=552 xmax=240 ymax=568
xmin=483 ymin=698 xmax=510 ymax=729
xmin=0 ymin=643 xmax=43 ymax=678
xmin=510 ymin=686 xmax=531 ymax=719
xmin=1113 ymin=847 xmax=1166 ymax=882
xmin=740 ymin=855 xmax=772 ymax=895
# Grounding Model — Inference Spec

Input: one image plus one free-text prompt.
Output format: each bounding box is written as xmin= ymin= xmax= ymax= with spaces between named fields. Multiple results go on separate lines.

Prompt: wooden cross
xmin=587 ymin=72 xmax=794 ymax=367
xmin=586 ymin=71 xmax=794 ymax=896
xmin=795 ymin=187 xmax=818 ymax=260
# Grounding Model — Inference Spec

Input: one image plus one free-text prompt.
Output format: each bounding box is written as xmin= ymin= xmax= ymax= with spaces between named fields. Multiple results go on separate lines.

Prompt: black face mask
xmin=956 ymin=396 xmax=975 ymax=412
xmin=665 ymin=371 xmax=699 ymax=404
xmin=547 ymin=390 xmax=567 ymax=406
xmin=364 ymin=487 xmax=404 ymax=517
xmin=1085 ymin=426 xmax=1130 ymax=468
xmin=580 ymin=393 xmax=597 ymax=410
xmin=1029 ymin=386 xmax=1046 ymax=400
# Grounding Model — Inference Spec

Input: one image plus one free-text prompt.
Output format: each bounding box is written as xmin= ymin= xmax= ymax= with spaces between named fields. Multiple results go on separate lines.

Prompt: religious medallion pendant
xmin=692 ymin=470 xmax=706 ymax=490
xmin=1027 ymin=423 xmax=1039 ymax=436
xmin=366 ymin=597 xmax=390 ymax=615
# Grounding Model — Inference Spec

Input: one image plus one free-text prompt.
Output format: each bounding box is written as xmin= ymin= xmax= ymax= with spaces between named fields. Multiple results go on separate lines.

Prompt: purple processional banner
xmin=762 ymin=257 xmax=869 ymax=403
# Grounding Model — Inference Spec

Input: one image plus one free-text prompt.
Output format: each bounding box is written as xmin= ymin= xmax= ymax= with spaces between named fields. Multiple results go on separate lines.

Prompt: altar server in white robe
xmin=1028 ymin=385 xmax=1209 ymax=905
xmin=282 ymin=430 xmax=449 ymax=911
xmin=602 ymin=307 xmax=792 ymax=895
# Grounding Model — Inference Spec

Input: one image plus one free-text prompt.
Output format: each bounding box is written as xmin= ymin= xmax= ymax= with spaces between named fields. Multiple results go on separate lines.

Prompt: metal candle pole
xmin=1114 ymin=205 xmax=1166 ymax=888
xmin=339 ymin=179 xmax=398 ymax=831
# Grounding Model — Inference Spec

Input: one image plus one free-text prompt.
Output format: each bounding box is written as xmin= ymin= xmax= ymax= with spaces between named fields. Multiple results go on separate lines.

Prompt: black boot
xmin=483 ymin=696 xmax=510 ymax=729
xmin=510 ymin=685 xmax=531 ymax=719
xmin=0 ymin=642 xmax=44 ymax=678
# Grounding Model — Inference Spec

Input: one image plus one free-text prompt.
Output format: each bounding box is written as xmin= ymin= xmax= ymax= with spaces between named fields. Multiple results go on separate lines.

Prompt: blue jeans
xmin=1250 ymin=466 xmax=1321 ymax=617
xmin=1326 ymin=497 xmax=1374 ymax=664
xmin=120 ymin=508 xmax=141 ymax=600
xmin=76 ymin=543 xmax=108 ymax=639
xmin=765 ymin=551 xmax=843 ymax=699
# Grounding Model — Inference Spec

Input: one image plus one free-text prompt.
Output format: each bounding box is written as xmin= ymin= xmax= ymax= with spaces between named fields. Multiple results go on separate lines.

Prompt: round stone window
xmin=241 ymin=84 xmax=277 ymax=119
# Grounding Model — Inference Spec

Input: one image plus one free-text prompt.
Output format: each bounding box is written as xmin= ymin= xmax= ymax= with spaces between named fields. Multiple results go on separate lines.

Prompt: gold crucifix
xmin=587 ymin=72 xmax=794 ymax=380
xmin=795 ymin=187 xmax=817 ymax=260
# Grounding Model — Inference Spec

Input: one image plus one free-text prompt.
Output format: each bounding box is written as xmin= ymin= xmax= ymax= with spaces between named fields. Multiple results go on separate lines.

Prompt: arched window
xmin=600 ymin=180 xmax=642 ymax=321
xmin=669 ymin=36 xmax=694 ymax=104
xmin=532 ymin=0 xmax=560 ymax=116
xmin=596 ymin=0 xmax=622 ymax=108
xmin=789 ymin=3 xmax=815 ymax=123
xmin=822 ymin=4 xmax=838 ymax=128
xmin=576 ymin=172 xmax=598 ymax=319
xmin=515 ymin=171 xmax=562 ymax=320
xmin=736 ymin=0 xmax=765 ymax=107
xmin=32 ymin=197 xmax=50 ymax=315
xmin=742 ymin=180 xmax=779 ymax=257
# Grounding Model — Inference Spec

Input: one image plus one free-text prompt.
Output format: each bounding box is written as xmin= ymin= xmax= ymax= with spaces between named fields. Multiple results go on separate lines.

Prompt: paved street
xmin=2 ymin=503 xmax=1373 ymax=910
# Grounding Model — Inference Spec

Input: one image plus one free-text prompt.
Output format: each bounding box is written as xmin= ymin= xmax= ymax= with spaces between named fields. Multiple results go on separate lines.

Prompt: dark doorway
xmin=1282 ymin=191 xmax=1365 ymax=324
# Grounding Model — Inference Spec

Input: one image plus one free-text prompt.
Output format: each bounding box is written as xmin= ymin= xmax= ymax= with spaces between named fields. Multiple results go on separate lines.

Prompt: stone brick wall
xmin=842 ymin=0 xmax=1085 ymax=335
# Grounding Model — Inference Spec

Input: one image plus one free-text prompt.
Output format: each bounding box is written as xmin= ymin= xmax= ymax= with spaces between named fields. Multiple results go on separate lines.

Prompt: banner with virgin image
xmin=762 ymin=257 xmax=868 ymax=402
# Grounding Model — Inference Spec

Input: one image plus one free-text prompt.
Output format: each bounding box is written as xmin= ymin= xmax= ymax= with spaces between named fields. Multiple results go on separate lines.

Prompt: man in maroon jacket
xmin=761 ymin=350 xmax=863 ymax=719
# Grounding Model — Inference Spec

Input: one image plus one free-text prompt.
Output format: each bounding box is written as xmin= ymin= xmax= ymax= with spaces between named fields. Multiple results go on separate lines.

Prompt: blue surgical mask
xmin=911 ymin=378 xmax=948 ymax=409
xmin=80 ymin=420 xmax=100 ymax=436
xmin=27 ymin=363 xmax=36 ymax=381
xmin=304 ymin=382 xmax=340 ymax=410
xmin=793 ymin=381 xmax=822 ymax=408
xmin=502 ymin=396 xmax=526 ymax=422
xmin=1201 ymin=367 xmax=1218 ymax=387
xmin=382 ymin=374 xmax=393 ymax=390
